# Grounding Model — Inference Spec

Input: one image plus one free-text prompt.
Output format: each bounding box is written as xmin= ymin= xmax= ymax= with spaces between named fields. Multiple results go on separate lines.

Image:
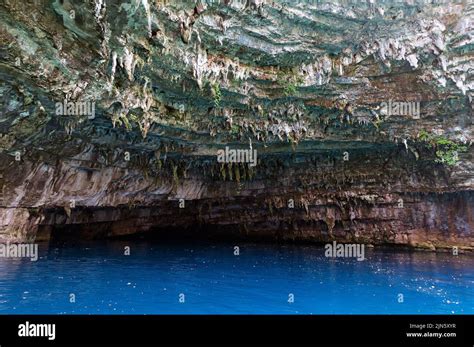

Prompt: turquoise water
xmin=0 ymin=240 xmax=472 ymax=314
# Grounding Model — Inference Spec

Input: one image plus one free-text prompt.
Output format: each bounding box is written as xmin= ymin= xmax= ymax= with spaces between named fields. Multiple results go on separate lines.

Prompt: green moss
xmin=230 ymin=124 xmax=239 ymax=134
xmin=211 ymin=83 xmax=222 ymax=108
xmin=283 ymin=82 xmax=298 ymax=96
xmin=418 ymin=130 xmax=468 ymax=166
xmin=277 ymin=71 xmax=303 ymax=97
xmin=112 ymin=113 xmax=133 ymax=131
xmin=372 ymin=117 xmax=382 ymax=130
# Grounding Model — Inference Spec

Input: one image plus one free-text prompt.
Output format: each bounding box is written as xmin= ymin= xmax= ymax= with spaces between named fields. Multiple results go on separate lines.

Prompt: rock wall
xmin=0 ymin=0 xmax=472 ymax=250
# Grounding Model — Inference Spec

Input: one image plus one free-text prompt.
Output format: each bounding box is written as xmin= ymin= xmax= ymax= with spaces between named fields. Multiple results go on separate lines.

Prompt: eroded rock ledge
xmin=0 ymin=0 xmax=473 ymax=250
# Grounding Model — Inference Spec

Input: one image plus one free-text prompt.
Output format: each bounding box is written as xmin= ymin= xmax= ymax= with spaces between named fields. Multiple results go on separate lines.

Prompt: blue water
xmin=0 ymin=240 xmax=472 ymax=314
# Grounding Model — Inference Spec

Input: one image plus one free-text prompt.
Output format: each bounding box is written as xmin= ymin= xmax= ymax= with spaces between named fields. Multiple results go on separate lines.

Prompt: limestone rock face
xmin=0 ymin=0 xmax=472 ymax=250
